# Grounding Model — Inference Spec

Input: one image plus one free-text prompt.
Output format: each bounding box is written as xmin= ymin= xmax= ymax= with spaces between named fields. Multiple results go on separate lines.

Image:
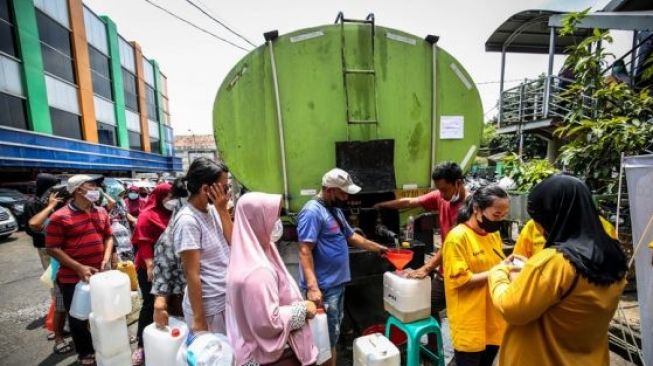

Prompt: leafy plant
xmin=502 ymin=153 xmax=558 ymax=193
xmin=554 ymin=11 xmax=653 ymax=194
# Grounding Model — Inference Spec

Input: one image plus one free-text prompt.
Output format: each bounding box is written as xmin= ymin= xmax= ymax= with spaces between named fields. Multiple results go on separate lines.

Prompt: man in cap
xmin=298 ymin=168 xmax=388 ymax=365
xmin=46 ymin=174 xmax=113 ymax=365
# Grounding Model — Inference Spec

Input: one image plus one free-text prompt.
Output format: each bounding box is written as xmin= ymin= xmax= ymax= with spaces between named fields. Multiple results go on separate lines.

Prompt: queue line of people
xmin=25 ymin=159 xmax=630 ymax=366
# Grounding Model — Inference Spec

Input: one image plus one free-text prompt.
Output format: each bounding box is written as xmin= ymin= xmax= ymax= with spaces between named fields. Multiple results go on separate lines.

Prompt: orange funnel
xmin=384 ymin=249 xmax=414 ymax=271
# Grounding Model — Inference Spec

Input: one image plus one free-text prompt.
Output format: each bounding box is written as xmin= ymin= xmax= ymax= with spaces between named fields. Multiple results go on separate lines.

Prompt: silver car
xmin=0 ymin=205 xmax=18 ymax=240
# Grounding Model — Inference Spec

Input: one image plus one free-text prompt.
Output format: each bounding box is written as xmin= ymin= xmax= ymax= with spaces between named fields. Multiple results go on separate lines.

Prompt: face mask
xmin=271 ymin=219 xmax=284 ymax=242
xmin=84 ymin=190 xmax=101 ymax=203
xmin=478 ymin=213 xmax=503 ymax=233
xmin=163 ymin=199 xmax=178 ymax=212
xmin=447 ymin=183 xmax=461 ymax=203
xmin=128 ymin=192 xmax=139 ymax=200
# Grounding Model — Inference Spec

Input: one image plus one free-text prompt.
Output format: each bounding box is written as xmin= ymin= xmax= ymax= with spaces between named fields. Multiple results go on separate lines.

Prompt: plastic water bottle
xmin=405 ymin=216 xmax=414 ymax=241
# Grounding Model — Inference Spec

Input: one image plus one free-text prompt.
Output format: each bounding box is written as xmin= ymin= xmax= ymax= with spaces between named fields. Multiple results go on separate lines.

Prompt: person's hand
xmin=76 ymin=265 xmax=98 ymax=282
xmin=376 ymin=244 xmax=389 ymax=255
xmin=209 ymin=183 xmax=230 ymax=212
xmin=100 ymin=257 xmax=111 ymax=272
xmin=304 ymin=301 xmax=317 ymax=319
xmin=191 ymin=316 xmax=208 ymax=333
xmin=154 ymin=305 xmax=169 ymax=329
xmin=407 ymin=266 xmax=430 ymax=279
xmin=509 ymin=271 xmax=519 ymax=282
xmin=373 ymin=202 xmax=383 ymax=209
xmin=504 ymin=254 xmax=528 ymax=272
xmin=307 ymin=287 xmax=322 ymax=308
xmin=47 ymin=192 xmax=63 ymax=209
xmin=147 ymin=265 xmax=154 ymax=282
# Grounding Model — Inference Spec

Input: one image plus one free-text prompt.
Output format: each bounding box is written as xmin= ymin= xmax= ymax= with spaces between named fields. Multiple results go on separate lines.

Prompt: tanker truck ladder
xmin=335 ymin=12 xmax=380 ymax=140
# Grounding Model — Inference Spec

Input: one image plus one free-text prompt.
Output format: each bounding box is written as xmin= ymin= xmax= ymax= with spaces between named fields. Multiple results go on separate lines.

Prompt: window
xmin=150 ymin=138 xmax=160 ymax=153
xmin=36 ymin=10 xmax=75 ymax=83
xmin=0 ymin=55 xmax=23 ymax=96
xmin=143 ymin=59 xmax=155 ymax=86
xmin=0 ymin=0 xmax=16 ymax=57
xmin=128 ymin=131 xmax=142 ymax=151
xmin=0 ymin=92 xmax=27 ymax=129
xmin=145 ymin=85 xmax=157 ymax=120
xmin=50 ymin=107 xmax=82 ymax=140
xmin=83 ymin=6 xmax=108 ymax=55
xmin=97 ymin=122 xmax=116 ymax=146
xmin=122 ymin=68 xmax=138 ymax=112
xmin=89 ymin=46 xmax=112 ymax=100
xmin=33 ymin=0 xmax=69 ymax=28
xmin=118 ymin=37 xmax=135 ymax=72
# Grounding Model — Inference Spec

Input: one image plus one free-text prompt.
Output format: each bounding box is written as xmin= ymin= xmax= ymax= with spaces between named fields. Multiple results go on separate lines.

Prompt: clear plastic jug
xmin=177 ymin=332 xmax=234 ymax=366
xmin=90 ymin=270 xmax=131 ymax=320
xmin=143 ymin=317 xmax=189 ymax=366
xmin=309 ymin=309 xmax=331 ymax=364
xmin=96 ymin=347 xmax=132 ymax=366
xmin=69 ymin=281 xmax=91 ymax=320
xmin=89 ymin=312 xmax=130 ymax=358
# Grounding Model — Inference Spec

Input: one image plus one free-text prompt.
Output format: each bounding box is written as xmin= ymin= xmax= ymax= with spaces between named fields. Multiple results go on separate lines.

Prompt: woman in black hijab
xmin=488 ymin=174 xmax=627 ymax=366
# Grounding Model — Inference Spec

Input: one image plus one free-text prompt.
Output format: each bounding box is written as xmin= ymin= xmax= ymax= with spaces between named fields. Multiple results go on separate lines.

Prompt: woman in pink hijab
xmin=226 ymin=192 xmax=318 ymax=366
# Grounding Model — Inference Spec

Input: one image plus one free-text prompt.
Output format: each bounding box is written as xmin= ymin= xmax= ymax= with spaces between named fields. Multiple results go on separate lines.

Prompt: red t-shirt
xmin=46 ymin=203 xmax=112 ymax=284
xmin=417 ymin=190 xmax=462 ymax=241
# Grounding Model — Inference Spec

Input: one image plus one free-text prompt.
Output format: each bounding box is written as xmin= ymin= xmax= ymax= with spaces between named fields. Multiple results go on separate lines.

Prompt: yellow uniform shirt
xmin=442 ymin=224 xmax=506 ymax=352
xmin=514 ymin=217 xmax=617 ymax=258
xmin=489 ymin=248 xmax=626 ymax=366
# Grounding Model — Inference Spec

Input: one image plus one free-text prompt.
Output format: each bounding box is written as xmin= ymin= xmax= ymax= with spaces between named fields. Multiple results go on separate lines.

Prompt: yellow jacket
xmin=489 ymin=248 xmax=626 ymax=366
xmin=514 ymin=217 xmax=617 ymax=258
xmin=442 ymin=224 xmax=506 ymax=352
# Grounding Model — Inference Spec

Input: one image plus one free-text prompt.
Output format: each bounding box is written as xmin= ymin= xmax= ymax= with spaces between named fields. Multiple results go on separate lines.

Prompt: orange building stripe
xmin=132 ymin=42 xmax=151 ymax=152
xmin=68 ymin=0 xmax=98 ymax=143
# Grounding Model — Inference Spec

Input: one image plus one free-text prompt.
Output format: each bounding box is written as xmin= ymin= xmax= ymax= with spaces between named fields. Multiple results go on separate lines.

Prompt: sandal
xmin=78 ymin=355 xmax=96 ymax=365
xmin=47 ymin=332 xmax=56 ymax=341
xmin=132 ymin=348 xmax=145 ymax=366
xmin=53 ymin=339 xmax=73 ymax=354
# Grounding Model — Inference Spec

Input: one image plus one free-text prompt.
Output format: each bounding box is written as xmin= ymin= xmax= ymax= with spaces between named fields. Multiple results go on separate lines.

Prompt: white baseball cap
xmin=67 ymin=174 xmax=104 ymax=194
xmin=322 ymin=168 xmax=361 ymax=194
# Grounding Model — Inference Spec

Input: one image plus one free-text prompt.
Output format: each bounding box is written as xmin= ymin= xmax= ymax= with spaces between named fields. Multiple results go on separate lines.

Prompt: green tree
xmin=554 ymin=11 xmax=653 ymax=194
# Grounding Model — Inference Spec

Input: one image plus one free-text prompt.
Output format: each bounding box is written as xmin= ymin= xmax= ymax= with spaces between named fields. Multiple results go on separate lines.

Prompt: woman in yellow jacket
xmin=489 ymin=175 xmax=627 ymax=366
xmin=513 ymin=216 xmax=617 ymax=258
xmin=442 ymin=185 xmax=510 ymax=366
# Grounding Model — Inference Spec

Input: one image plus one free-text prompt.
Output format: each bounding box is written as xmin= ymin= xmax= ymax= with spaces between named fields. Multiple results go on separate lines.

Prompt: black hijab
xmin=35 ymin=173 xmax=59 ymax=197
xmin=527 ymin=174 xmax=627 ymax=286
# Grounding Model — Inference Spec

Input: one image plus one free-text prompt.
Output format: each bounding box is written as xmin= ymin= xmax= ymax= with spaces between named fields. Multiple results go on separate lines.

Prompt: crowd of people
xmin=22 ymin=157 xmax=631 ymax=366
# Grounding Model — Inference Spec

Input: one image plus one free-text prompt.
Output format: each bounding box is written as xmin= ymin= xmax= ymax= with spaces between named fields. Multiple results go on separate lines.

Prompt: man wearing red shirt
xmin=375 ymin=162 xmax=468 ymax=318
xmin=46 ymin=174 xmax=113 ymax=365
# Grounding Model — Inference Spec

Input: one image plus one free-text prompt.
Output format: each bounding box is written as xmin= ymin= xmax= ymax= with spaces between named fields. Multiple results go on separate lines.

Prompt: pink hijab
xmin=226 ymin=193 xmax=317 ymax=366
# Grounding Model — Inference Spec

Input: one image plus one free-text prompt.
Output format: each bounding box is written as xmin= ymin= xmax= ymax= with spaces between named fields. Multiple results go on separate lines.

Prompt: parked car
xmin=0 ymin=181 xmax=36 ymax=198
xmin=0 ymin=206 xmax=18 ymax=239
xmin=0 ymin=188 xmax=27 ymax=229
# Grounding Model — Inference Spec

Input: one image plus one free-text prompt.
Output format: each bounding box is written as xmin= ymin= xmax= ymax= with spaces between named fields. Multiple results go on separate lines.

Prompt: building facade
xmin=174 ymin=134 xmax=218 ymax=173
xmin=0 ymin=0 xmax=181 ymax=176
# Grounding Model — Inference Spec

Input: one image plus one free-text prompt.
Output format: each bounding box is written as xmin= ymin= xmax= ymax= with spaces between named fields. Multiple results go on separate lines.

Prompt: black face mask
xmin=478 ymin=213 xmax=503 ymax=233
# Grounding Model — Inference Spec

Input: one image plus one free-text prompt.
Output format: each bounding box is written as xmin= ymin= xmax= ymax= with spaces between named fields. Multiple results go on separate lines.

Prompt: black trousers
xmin=454 ymin=345 xmax=499 ymax=366
xmin=137 ymin=267 xmax=154 ymax=347
xmin=59 ymin=282 xmax=95 ymax=358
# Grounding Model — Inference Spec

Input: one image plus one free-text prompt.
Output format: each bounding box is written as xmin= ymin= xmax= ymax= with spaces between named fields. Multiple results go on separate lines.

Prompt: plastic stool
xmin=385 ymin=315 xmax=444 ymax=366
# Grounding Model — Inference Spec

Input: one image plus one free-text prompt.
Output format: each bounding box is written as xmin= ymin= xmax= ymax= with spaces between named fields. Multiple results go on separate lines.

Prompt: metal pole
xmin=430 ymin=43 xmax=438 ymax=188
xmin=629 ymin=30 xmax=639 ymax=87
xmin=544 ymin=27 xmax=556 ymax=118
xmin=268 ymin=40 xmax=291 ymax=211
xmin=499 ymin=48 xmax=506 ymax=128
xmin=615 ymin=152 xmax=625 ymax=236
xmin=518 ymin=83 xmax=524 ymax=160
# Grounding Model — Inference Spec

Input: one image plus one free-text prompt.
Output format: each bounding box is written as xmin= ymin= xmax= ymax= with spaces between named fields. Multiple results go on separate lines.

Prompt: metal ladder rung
xmin=344 ymin=68 xmax=375 ymax=75
xmin=341 ymin=18 xmax=374 ymax=24
xmin=348 ymin=119 xmax=378 ymax=124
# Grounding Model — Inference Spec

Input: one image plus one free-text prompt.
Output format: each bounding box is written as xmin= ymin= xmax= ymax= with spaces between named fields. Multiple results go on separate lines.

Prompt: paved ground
xmin=0 ymin=231 xmax=638 ymax=365
xmin=0 ymin=232 xmax=137 ymax=366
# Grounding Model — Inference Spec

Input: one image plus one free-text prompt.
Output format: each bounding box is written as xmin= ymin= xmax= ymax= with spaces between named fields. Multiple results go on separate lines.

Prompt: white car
xmin=0 ymin=206 xmax=18 ymax=240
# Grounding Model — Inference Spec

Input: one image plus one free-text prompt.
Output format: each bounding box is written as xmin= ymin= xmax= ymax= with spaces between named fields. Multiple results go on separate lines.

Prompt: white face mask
xmin=84 ymin=190 xmax=101 ymax=203
xmin=163 ymin=199 xmax=178 ymax=212
xmin=271 ymin=219 xmax=284 ymax=242
xmin=127 ymin=192 xmax=139 ymax=200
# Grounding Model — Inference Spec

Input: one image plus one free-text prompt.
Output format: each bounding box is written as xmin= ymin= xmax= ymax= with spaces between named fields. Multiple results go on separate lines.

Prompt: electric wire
xmin=184 ymin=0 xmax=257 ymax=48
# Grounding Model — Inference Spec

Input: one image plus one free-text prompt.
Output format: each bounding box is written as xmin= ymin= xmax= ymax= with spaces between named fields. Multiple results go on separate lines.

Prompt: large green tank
xmin=214 ymin=15 xmax=483 ymax=213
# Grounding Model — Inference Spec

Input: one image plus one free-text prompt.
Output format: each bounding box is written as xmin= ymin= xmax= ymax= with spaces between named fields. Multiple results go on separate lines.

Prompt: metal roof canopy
xmin=603 ymin=0 xmax=653 ymax=12
xmin=485 ymin=10 xmax=592 ymax=54
xmin=549 ymin=11 xmax=653 ymax=32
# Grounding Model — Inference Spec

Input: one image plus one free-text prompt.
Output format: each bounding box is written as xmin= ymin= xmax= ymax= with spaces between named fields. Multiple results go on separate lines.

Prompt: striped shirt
xmin=46 ymin=202 xmax=112 ymax=284
xmin=173 ymin=204 xmax=230 ymax=315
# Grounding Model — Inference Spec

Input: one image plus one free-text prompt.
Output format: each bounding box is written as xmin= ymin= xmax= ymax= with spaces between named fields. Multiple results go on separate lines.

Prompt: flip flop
xmin=53 ymin=339 xmax=73 ymax=354
xmin=131 ymin=348 xmax=144 ymax=366
xmin=78 ymin=356 xmax=96 ymax=365
xmin=47 ymin=332 xmax=56 ymax=341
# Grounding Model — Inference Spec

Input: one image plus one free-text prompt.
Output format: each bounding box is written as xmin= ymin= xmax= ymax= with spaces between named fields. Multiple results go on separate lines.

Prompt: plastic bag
xmin=45 ymin=300 xmax=55 ymax=332
xmin=40 ymin=264 xmax=53 ymax=289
